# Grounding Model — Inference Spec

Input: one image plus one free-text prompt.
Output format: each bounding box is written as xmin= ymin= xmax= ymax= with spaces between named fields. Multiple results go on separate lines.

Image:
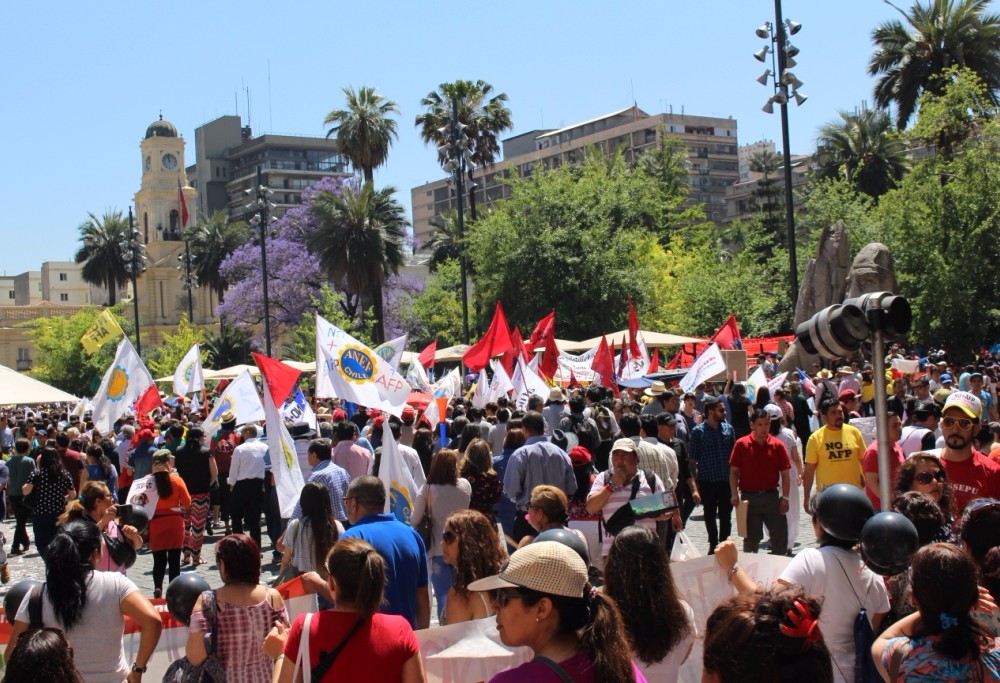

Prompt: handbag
xmin=416 ymin=486 xmax=433 ymax=549
xmin=272 ymin=520 xmax=303 ymax=587
xmin=163 ymin=590 xmax=227 ymax=683
xmin=104 ymin=528 xmax=137 ymax=569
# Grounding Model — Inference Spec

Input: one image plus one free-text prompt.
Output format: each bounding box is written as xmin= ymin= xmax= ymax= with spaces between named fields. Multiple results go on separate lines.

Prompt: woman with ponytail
xmin=58 ymin=481 xmax=142 ymax=573
xmin=470 ymin=541 xmax=646 ymax=682
xmin=266 ymin=537 xmax=426 ymax=682
xmin=873 ymin=543 xmax=1000 ymax=680
xmin=3 ymin=520 xmax=162 ymax=683
xmin=147 ymin=449 xmax=191 ymax=598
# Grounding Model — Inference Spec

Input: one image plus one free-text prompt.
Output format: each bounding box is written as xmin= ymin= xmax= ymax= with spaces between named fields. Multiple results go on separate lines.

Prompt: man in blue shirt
xmin=502 ymin=411 xmax=578 ymax=542
xmin=340 ymin=476 xmax=430 ymax=629
xmin=689 ymin=396 xmax=736 ymax=555
xmin=290 ymin=438 xmax=350 ymax=522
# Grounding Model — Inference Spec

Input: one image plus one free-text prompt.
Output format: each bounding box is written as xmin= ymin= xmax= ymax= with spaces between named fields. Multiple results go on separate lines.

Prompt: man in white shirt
xmin=229 ymin=424 xmax=268 ymax=548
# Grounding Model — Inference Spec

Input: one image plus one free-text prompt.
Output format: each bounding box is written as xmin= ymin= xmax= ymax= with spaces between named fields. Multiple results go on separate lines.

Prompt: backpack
xmin=210 ymin=431 xmax=239 ymax=472
xmin=591 ymin=405 xmax=614 ymax=442
xmin=566 ymin=413 xmax=601 ymax=455
xmin=600 ymin=468 xmax=659 ymax=537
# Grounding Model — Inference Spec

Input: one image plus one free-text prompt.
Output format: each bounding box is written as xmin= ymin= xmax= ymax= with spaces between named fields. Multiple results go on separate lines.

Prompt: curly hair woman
xmin=441 ymin=509 xmax=506 ymax=624
xmin=893 ymin=452 xmax=956 ymax=531
xmin=604 ymin=526 xmax=695 ymax=682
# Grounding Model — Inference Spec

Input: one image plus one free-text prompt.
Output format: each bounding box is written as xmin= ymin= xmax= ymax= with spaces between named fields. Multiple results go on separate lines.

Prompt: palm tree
xmin=814 ymin=108 xmax=909 ymax=198
xmin=74 ymin=209 xmax=130 ymax=306
xmin=323 ymin=86 xmax=399 ymax=185
xmin=869 ymin=0 xmax=1000 ymax=129
xmin=415 ymin=80 xmax=513 ymax=220
xmin=203 ymin=324 xmax=250 ymax=367
xmin=184 ymin=211 xmax=250 ymax=307
xmin=424 ymin=210 xmax=462 ymax=271
xmin=308 ymin=183 xmax=408 ymax=343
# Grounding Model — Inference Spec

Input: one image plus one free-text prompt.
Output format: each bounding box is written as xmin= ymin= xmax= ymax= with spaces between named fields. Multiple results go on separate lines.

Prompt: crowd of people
xmin=0 ymin=349 xmax=999 ymax=681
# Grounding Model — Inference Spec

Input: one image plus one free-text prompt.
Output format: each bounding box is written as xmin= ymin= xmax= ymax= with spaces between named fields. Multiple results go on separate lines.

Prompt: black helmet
xmin=534 ymin=528 xmax=590 ymax=568
xmin=815 ymin=484 xmax=874 ymax=542
xmin=166 ymin=573 xmax=211 ymax=625
xmin=860 ymin=511 xmax=920 ymax=576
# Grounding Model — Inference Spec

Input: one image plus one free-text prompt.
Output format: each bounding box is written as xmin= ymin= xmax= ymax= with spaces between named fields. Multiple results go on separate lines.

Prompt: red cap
xmin=331 ymin=409 xmax=347 ymax=422
xmin=401 ymin=406 xmax=416 ymax=421
xmin=839 ymin=389 xmax=858 ymax=402
xmin=568 ymin=445 xmax=592 ymax=466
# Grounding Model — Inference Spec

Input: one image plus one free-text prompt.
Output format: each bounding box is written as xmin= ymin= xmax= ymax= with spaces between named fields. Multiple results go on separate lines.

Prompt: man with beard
xmin=932 ymin=391 xmax=1000 ymax=515
xmin=802 ymin=398 xmax=865 ymax=514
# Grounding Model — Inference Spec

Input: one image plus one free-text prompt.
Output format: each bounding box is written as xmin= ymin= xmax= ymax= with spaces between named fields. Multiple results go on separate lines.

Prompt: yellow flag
xmin=81 ymin=309 xmax=125 ymax=354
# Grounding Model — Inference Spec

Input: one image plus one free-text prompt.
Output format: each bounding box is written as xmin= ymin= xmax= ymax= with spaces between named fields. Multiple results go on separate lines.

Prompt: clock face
xmin=162 ymin=153 xmax=178 ymax=170
xmin=144 ymin=155 xmax=151 ymax=172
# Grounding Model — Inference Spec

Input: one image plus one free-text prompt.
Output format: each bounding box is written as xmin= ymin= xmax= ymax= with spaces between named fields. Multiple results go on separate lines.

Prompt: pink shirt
xmin=333 ymin=440 xmax=372 ymax=480
xmin=862 ymin=440 xmax=905 ymax=509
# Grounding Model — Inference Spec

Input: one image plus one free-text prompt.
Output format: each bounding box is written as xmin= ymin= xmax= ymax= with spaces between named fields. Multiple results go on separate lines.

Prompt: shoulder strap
xmin=887 ymin=638 xmax=910 ymax=682
xmin=629 ymin=473 xmax=642 ymax=500
xmin=27 ymin=584 xmax=43 ymax=629
xmin=311 ymin=616 xmax=367 ymax=682
xmin=644 ymin=469 xmax=658 ymax=493
xmin=295 ymin=612 xmax=313 ymax=683
xmin=202 ymin=589 xmax=220 ymax=653
xmin=532 ymin=656 xmax=574 ymax=683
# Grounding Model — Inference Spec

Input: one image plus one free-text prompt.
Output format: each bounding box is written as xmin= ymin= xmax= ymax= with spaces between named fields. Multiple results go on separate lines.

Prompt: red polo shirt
xmin=730 ymin=434 xmax=790 ymax=492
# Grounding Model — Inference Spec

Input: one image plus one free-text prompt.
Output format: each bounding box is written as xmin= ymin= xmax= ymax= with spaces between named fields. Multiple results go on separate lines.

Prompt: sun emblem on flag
xmin=183 ymin=362 xmax=195 ymax=382
xmin=338 ymin=345 xmax=376 ymax=384
xmin=376 ymin=344 xmax=397 ymax=363
xmin=107 ymin=366 xmax=129 ymax=402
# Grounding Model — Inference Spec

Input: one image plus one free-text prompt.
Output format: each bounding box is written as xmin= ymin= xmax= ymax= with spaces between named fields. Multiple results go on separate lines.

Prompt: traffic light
xmin=796 ymin=292 xmax=911 ymax=361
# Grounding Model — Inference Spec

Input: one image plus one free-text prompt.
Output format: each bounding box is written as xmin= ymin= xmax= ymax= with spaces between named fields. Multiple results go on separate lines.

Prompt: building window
xmin=59 ymin=273 xmax=67 ymax=281
xmin=59 ymin=293 xmax=69 ymax=302
xmin=7 ymin=291 xmax=13 ymax=299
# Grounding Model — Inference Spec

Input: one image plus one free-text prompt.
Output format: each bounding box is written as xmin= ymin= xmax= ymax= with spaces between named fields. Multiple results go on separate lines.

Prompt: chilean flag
xmin=177 ymin=178 xmax=189 ymax=228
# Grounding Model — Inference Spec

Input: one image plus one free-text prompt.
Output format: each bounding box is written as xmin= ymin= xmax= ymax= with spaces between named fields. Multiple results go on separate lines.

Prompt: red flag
xmin=569 ymin=369 xmax=579 ymax=387
xmin=539 ymin=333 xmax=560 ymax=380
xmin=501 ymin=326 xmax=531 ymax=376
xmin=177 ymin=178 xmax=189 ymax=228
xmin=666 ymin=353 xmax=681 ymax=370
xmin=134 ymin=384 xmax=163 ymax=417
xmin=527 ymin=310 xmax=556 ymax=353
xmin=627 ymin=298 xmax=641 ymax=357
xmin=463 ymin=301 xmax=514 ymax=372
xmin=417 ymin=341 xmax=437 ymax=369
xmin=618 ymin=333 xmax=630 ymax=376
xmin=591 ymin=335 xmax=615 ymax=388
xmin=649 ymin=348 xmax=660 ymax=373
xmin=253 ymin=352 xmax=302 ymax=407
xmin=709 ymin=314 xmax=743 ymax=351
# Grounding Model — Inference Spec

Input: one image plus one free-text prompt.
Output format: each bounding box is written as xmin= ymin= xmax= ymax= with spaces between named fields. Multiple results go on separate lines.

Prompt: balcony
xmin=16 ymin=359 xmax=31 ymax=371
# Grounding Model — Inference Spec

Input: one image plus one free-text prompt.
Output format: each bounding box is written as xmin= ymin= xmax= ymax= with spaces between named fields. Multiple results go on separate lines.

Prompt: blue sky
xmin=1 ymin=0 xmax=918 ymax=276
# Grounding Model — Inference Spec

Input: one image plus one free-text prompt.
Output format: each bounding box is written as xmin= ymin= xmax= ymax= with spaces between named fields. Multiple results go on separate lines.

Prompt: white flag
xmin=679 ymin=342 xmax=726 ymax=393
xmin=260 ymin=372 xmax=307 ymax=518
xmin=405 ymin=361 xmax=432 ymax=393
xmin=767 ymin=371 xmax=789 ymax=393
xmin=190 ymin=393 xmax=201 ymax=413
xmin=172 ymin=343 xmax=205 ymax=397
xmin=282 ymin=388 xmax=318 ymax=430
xmin=201 ymin=370 xmax=265 ymax=444
xmin=378 ymin=420 xmax=419 ymax=525
xmin=746 ymin=365 xmax=768 ymax=403
xmin=92 ymin=338 xmax=155 ymax=433
xmin=487 ymin=360 xmax=515 ymax=402
xmin=512 ymin=356 xmax=549 ymax=410
xmin=431 ymin=367 xmax=462 ymax=400
xmin=374 ymin=334 xmax=408 ymax=370
xmin=472 ymin=368 xmax=489 ymax=409
xmin=316 ymin=315 xmax=411 ymax=417
xmin=620 ymin=334 xmax=651 ymax=381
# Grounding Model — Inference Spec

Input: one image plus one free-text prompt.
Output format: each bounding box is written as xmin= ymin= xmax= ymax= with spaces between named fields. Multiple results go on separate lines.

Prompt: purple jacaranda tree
xmin=382 ymin=273 xmax=426 ymax=340
xmin=217 ymin=176 xmax=348 ymax=346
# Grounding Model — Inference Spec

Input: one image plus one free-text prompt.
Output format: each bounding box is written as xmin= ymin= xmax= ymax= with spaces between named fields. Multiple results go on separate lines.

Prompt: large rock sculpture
xmin=846 ymin=242 xmax=899 ymax=298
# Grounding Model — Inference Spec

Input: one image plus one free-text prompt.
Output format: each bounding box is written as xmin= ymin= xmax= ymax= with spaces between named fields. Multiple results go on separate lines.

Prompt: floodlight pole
xmin=868 ymin=308 xmax=893 ymax=510
xmin=773 ymin=0 xmax=799 ymax=314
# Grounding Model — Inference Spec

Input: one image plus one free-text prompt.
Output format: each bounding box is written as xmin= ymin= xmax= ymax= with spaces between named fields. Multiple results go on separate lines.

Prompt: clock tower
xmin=133 ymin=115 xmax=217 ymax=345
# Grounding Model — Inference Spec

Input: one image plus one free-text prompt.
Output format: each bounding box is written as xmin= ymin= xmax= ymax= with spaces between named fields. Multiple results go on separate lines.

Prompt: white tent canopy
xmin=0 ymin=365 xmax=78 ymax=405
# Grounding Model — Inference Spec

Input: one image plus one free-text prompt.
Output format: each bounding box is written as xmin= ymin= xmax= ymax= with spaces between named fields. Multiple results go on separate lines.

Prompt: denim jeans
xmin=429 ymin=555 xmax=454 ymax=622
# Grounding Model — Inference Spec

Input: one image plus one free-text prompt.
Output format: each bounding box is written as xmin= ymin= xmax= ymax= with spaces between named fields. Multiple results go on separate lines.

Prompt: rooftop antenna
xmin=246 ymin=86 xmax=251 ymax=127
xmin=268 ymin=59 xmax=273 ymax=132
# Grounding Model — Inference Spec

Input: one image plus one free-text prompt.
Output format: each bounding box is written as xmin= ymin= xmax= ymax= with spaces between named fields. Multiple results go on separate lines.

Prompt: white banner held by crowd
xmin=124 ymin=475 xmax=160 ymax=520
xmin=471 ymin=368 xmax=489 ymax=409
xmin=92 ymin=337 xmax=156 ymax=433
xmin=282 ymin=388 xmax=318 ymax=430
xmin=679 ymin=343 xmax=725 ymax=393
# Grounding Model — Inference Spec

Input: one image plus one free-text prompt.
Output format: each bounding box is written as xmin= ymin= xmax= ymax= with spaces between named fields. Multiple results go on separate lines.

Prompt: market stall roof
xmin=0 ymin=365 xmax=78 ymax=404
xmin=565 ymin=330 xmax=706 ymax=352
xmin=434 ymin=344 xmax=471 ymax=363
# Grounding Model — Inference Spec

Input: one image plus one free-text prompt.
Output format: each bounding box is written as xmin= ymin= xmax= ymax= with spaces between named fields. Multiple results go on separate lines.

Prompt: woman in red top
xmin=267 ymin=537 xmax=426 ymax=683
xmin=148 ymin=450 xmax=191 ymax=597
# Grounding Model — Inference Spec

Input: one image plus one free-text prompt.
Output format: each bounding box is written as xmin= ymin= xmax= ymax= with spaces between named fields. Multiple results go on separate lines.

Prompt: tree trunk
xmin=373 ymin=279 xmax=386 ymax=345
xmin=108 ymin=279 xmax=116 ymax=307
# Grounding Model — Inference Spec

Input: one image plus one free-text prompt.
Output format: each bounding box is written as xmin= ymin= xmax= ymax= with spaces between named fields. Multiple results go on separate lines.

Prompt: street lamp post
xmin=754 ymin=2 xmax=806 ymax=315
xmin=177 ymin=239 xmax=198 ymax=323
xmin=123 ymin=207 xmax=147 ymax=355
xmin=439 ymin=97 xmax=473 ymax=345
xmin=245 ymin=166 xmax=275 ymax=357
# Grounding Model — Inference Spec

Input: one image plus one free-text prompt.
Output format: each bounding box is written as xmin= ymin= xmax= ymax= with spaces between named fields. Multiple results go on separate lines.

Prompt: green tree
xmin=74 ymin=209 xmax=130 ymax=306
xmin=308 ymin=183 xmax=408 ymax=344
xmin=146 ymin=314 xmax=207 ymax=379
xmin=415 ymin=79 xmax=513 ymax=220
xmin=184 ymin=211 xmax=250 ymax=308
xmin=799 ymin=178 xmax=880 ymax=256
xmin=324 ymin=86 xmax=400 ymax=184
xmin=869 ymin=0 xmax=1000 ymax=129
xmin=406 ymin=259 xmax=465 ymax=348
xmin=467 ymin=151 xmax=681 ymax=339
xmin=423 ymin=210 xmax=462 ymax=272
xmin=635 ymin=131 xmax=710 ymax=242
xmin=25 ymin=307 xmax=129 ymax=396
xmin=747 ymin=148 xmax=784 ymax=245
xmin=814 ymin=108 xmax=909 ymax=198
xmin=908 ymin=66 xmax=993 ymax=158
xmin=203 ymin=324 xmax=251 ymax=368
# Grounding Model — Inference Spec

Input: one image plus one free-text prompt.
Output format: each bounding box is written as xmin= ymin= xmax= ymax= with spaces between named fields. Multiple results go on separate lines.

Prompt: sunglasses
xmin=495 ymin=588 xmax=526 ymax=607
xmin=942 ymin=416 xmax=977 ymax=431
xmin=441 ymin=530 xmax=458 ymax=544
xmin=914 ymin=470 xmax=946 ymax=485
